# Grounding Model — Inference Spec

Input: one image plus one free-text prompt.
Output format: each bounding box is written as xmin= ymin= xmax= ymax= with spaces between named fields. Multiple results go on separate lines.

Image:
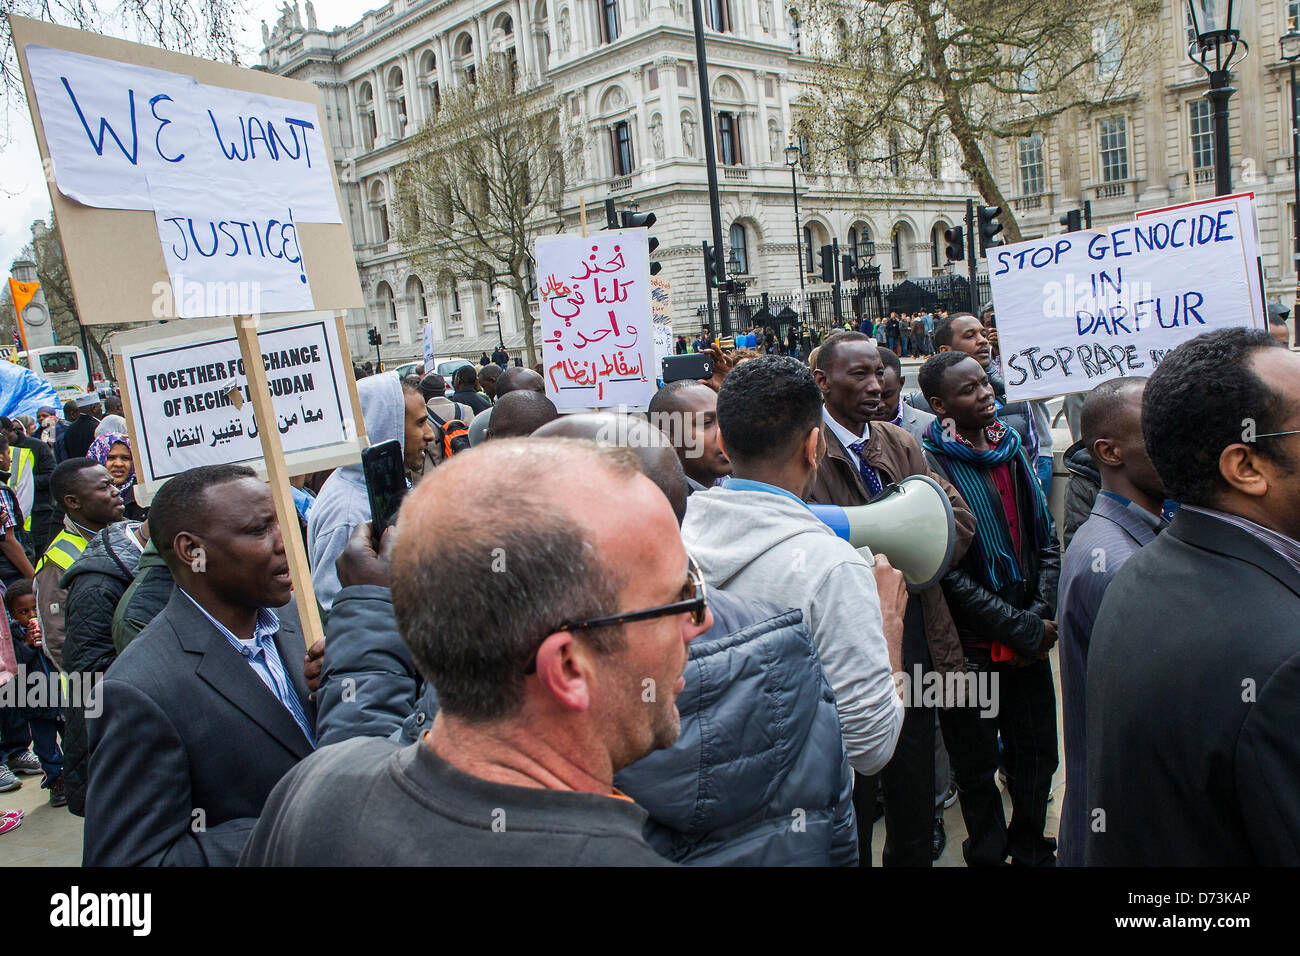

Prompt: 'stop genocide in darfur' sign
xmin=987 ymin=195 xmax=1265 ymax=403
xmin=25 ymin=44 xmax=340 ymax=224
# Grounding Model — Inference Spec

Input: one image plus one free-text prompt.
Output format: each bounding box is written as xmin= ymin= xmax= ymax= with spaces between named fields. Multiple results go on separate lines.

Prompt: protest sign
xmin=650 ymin=275 xmax=673 ymax=376
xmin=538 ymin=231 xmax=654 ymax=409
xmin=987 ymin=194 xmax=1265 ymax=403
xmin=422 ymin=322 xmax=437 ymax=372
xmin=112 ymin=312 xmax=365 ymax=499
xmin=10 ymin=15 xmax=362 ymax=325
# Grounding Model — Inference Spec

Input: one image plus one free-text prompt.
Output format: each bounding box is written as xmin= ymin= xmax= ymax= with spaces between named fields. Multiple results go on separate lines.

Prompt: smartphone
xmin=662 ymin=353 xmax=712 ymax=384
xmin=362 ymin=439 xmax=407 ymax=544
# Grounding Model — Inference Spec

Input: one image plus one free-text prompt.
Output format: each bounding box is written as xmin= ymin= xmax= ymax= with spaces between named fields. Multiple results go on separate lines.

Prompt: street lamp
xmin=784 ymin=137 xmax=806 ymax=326
xmin=1281 ymin=28 xmax=1300 ymax=301
xmin=1185 ymin=0 xmax=1248 ymax=196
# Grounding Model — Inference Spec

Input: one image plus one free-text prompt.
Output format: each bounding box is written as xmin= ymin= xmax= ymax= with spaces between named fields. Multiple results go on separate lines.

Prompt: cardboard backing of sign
xmin=112 ymin=312 xmax=366 ymax=506
xmin=9 ymin=14 xmax=363 ymax=325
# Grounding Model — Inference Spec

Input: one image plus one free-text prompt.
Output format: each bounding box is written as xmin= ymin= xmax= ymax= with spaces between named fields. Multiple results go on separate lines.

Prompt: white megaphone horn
xmin=808 ymin=474 xmax=956 ymax=591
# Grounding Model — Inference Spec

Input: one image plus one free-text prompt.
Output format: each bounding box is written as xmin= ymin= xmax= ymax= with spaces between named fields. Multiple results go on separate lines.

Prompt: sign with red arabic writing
xmin=538 ymin=231 xmax=654 ymax=409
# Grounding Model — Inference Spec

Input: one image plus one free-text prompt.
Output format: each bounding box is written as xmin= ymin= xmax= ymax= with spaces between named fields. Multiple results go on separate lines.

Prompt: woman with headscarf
xmin=87 ymin=433 xmax=146 ymax=521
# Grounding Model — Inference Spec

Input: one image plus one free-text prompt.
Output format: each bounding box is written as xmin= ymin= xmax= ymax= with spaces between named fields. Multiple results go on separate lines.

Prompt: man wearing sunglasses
xmin=243 ymin=439 xmax=712 ymax=866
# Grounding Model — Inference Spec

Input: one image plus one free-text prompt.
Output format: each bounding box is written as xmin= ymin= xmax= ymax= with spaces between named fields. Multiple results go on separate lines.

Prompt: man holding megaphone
xmin=806 ymin=333 xmax=978 ymax=868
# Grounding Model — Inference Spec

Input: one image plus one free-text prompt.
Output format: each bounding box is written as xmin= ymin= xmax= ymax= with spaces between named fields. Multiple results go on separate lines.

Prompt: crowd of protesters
xmin=0 ymin=308 xmax=1296 ymax=867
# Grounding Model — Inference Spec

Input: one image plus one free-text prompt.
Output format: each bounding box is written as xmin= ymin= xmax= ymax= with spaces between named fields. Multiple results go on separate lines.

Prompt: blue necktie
xmin=849 ymin=439 xmax=884 ymax=497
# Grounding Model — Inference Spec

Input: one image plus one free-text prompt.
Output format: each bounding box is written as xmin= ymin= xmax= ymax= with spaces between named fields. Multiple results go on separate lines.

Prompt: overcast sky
xmin=1 ymin=0 xmax=374 ymax=274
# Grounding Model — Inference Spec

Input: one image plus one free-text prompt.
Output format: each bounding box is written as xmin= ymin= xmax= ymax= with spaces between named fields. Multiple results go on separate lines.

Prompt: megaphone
xmin=809 ymin=475 xmax=956 ymax=591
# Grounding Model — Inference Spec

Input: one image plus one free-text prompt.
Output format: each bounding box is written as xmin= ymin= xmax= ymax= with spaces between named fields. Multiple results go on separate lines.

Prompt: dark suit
xmin=1087 ymin=507 xmax=1300 ymax=865
xmin=84 ymin=590 xmax=314 ymax=866
xmin=1055 ymin=493 xmax=1160 ymax=866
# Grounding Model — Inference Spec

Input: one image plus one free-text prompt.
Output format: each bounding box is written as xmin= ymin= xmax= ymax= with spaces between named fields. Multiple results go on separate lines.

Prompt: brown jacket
xmin=806 ymin=419 xmax=975 ymax=676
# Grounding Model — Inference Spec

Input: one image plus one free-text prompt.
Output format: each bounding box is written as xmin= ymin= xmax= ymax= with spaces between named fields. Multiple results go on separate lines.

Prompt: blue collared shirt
xmin=1098 ymin=490 xmax=1168 ymax=533
xmin=721 ymin=477 xmax=814 ymax=512
xmin=180 ymin=591 xmax=315 ymax=747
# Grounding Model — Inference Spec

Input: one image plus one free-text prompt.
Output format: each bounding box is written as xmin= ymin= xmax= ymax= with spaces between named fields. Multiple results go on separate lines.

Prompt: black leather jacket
xmin=923 ymin=448 xmax=1062 ymax=657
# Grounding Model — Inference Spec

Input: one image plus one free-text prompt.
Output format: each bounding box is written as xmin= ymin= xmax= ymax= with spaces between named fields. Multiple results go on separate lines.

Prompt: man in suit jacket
xmin=84 ymin=464 xmax=314 ymax=866
xmin=1055 ymin=378 xmax=1166 ymax=866
xmin=1088 ymin=328 xmax=1300 ymax=865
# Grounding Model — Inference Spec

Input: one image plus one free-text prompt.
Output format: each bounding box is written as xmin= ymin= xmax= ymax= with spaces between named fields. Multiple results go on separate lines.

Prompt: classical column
xmin=755 ymin=70 xmax=771 ymax=163
xmin=472 ymin=13 xmax=487 ymax=69
xmin=437 ymin=32 xmax=452 ymax=89
xmin=514 ymin=0 xmax=531 ymax=81
xmin=371 ymin=68 xmax=390 ymax=144
xmin=402 ymin=51 xmax=419 ymax=129
xmin=659 ymin=57 xmax=681 ymax=157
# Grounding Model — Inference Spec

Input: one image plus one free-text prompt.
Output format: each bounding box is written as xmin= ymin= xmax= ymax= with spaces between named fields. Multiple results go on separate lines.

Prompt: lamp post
xmin=1185 ymin=0 xmax=1248 ymax=197
xmin=689 ymin=0 xmax=731 ymax=335
xmin=784 ymin=138 xmax=806 ymax=327
xmin=1282 ymin=28 xmax=1300 ymax=308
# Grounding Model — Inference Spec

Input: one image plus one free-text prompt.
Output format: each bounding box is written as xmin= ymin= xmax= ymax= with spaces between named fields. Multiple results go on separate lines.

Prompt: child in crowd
xmin=3 ymin=581 xmax=65 ymax=807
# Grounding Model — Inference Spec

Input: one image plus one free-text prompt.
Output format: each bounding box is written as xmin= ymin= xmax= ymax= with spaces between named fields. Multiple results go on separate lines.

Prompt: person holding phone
xmin=307 ymin=373 xmax=435 ymax=614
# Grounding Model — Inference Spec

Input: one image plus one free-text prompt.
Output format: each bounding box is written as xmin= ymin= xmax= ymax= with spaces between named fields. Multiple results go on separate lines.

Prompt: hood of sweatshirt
xmin=682 ymin=485 xmax=841 ymax=588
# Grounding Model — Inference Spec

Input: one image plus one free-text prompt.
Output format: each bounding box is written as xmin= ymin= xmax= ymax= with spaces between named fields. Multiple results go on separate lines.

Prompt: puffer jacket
xmin=111 ymin=541 xmax=173 ymax=654
xmin=60 ymin=521 xmax=144 ymax=816
xmin=316 ymin=586 xmax=858 ymax=866
xmin=1061 ymin=439 xmax=1101 ymax=551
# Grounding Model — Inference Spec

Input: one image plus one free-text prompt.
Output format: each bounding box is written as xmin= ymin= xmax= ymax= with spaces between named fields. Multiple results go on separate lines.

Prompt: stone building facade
xmin=260 ymin=0 xmax=977 ymax=362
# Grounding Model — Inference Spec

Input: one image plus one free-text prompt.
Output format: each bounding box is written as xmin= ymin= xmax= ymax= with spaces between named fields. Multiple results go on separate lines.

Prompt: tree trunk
xmin=508 ymin=277 xmax=537 ymax=368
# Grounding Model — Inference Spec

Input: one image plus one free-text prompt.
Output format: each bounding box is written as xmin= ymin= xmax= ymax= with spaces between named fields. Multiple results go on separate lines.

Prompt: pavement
xmin=0 ymin=772 xmax=82 ymax=866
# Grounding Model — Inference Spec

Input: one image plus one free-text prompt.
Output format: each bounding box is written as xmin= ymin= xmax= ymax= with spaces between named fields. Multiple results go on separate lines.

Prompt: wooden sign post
xmin=235 ymin=315 xmax=324 ymax=647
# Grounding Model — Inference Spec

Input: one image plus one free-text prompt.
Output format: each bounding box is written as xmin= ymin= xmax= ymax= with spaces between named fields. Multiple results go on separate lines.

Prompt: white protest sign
xmin=149 ymin=172 xmax=314 ymax=317
xmin=538 ymin=231 xmax=654 ymax=409
xmin=422 ymin=321 xmax=437 ymax=371
xmin=114 ymin=313 xmax=362 ymax=493
xmin=26 ymin=45 xmax=341 ymax=223
xmin=650 ymin=274 xmax=673 ymax=376
xmin=988 ymin=195 xmax=1264 ymax=402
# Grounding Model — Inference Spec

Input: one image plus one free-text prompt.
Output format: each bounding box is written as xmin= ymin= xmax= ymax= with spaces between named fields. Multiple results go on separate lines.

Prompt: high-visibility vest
xmin=9 ymin=445 xmax=34 ymax=532
xmin=35 ymin=530 xmax=87 ymax=575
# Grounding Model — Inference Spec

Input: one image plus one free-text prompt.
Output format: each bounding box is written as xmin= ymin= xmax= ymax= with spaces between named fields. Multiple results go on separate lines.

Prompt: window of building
xmin=788 ymin=9 xmax=801 ymax=54
xmin=408 ymin=276 xmax=427 ymax=323
xmin=601 ymin=0 xmax=621 ymax=43
xmin=707 ymin=0 xmax=730 ymax=32
xmin=1291 ymin=1 xmax=1300 ymax=31
xmin=377 ymin=282 xmax=396 ymax=329
xmin=1098 ymin=115 xmax=1128 ymax=183
xmin=718 ymin=111 xmax=741 ymax=165
xmin=729 ymin=222 xmax=748 ymax=274
xmin=891 ymin=228 xmax=902 ymax=271
xmin=1189 ymin=99 xmax=1214 ymax=180
xmin=1018 ymin=133 xmax=1044 ymax=195
xmin=370 ymin=181 xmax=390 ymax=243
xmin=930 ymin=224 xmax=945 ymax=269
xmin=1096 ymin=19 xmax=1121 ymax=79
xmin=358 ymin=82 xmax=377 ymax=149
xmin=612 ymin=120 xmax=634 ymax=175
xmin=451 ymin=284 xmax=461 ymax=314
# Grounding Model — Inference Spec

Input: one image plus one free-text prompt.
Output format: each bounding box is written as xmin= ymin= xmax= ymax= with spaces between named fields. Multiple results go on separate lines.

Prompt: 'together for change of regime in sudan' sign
xmin=987 ymin=194 xmax=1265 ymax=403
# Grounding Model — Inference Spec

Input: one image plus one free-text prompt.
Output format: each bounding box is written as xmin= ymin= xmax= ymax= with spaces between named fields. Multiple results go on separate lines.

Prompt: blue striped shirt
xmin=180 ymin=591 xmax=315 ymax=747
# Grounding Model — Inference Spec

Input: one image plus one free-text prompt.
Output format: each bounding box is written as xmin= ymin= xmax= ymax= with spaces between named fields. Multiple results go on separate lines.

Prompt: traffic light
xmin=842 ymin=254 xmax=855 ymax=280
xmin=943 ymin=225 xmax=966 ymax=262
xmin=621 ymin=210 xmax=662 ymax=275
xmin=818 ymin=244 xmax=834 ymax=282
xmin=1059 ymin=208 xmax=1082 ymax=233
xmin=367 ymin=328 xmax=381 ymax=346
xmin=977 ymin=205 xmax=1004 ymax=254
xmin=703 ymin=243 xmax=719 ymax=287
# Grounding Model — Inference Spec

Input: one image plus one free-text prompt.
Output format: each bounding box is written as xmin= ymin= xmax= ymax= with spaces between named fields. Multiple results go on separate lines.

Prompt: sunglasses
xmin=524 ymin=556 xmax=708 ymax=675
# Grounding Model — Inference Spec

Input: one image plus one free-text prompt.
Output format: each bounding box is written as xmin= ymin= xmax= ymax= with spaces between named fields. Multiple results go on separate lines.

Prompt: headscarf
xmin=94 ymin=415 xmax=129 ymax=437
xmin=88 ymin=432 xmax=136 ymax=494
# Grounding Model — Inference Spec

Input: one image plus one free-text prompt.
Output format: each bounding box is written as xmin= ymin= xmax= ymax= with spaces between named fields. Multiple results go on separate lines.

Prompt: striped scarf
xmin=922 ymin=418 xmax=1051 ymax=592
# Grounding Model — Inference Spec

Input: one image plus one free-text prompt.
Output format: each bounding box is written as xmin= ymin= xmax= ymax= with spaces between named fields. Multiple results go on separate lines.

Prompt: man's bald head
xmin=533 ymin=413 xmax=688 ymax=524
xmin=487 ymin=390 xmax=559 ymax=439
xmin=496 ymin=366 xmax=545 ymax=397
xmin=477 ymin=363 xmax=503 ymax=399
xmin=391 ymin=438 xmax=674 ymax=722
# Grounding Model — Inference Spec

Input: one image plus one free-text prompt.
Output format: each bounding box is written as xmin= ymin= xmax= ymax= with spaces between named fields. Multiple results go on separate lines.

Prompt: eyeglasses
xmin=1255 ymin=430 xmax=1300 ymax=439
xmin=523 ymin=555 xmax=708 ymax=675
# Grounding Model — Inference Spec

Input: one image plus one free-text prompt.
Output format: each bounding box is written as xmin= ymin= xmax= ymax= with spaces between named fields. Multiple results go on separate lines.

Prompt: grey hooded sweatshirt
xmin=308 ymin=372 xmax=406 ymax=612
xmin=681 ymin=483 xmax=903 ymax=775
